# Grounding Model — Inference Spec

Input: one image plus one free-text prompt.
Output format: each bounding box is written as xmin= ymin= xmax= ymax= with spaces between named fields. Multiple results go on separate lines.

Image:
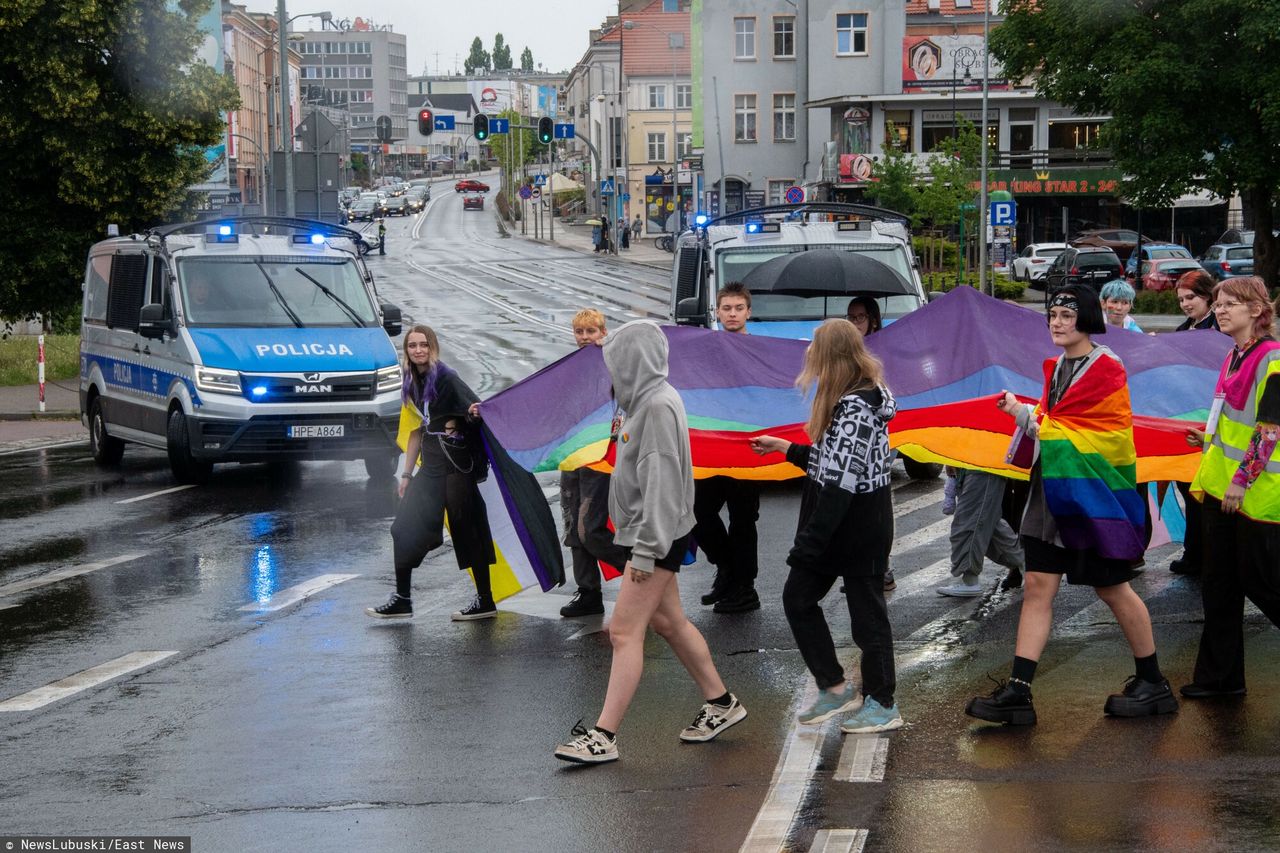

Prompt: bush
xmin=923 ymin=274 xmax=1026 ymax=302
xmin=912 ymin=236 xmax=959 ymax=269
xmin=1133 ymin=289 xmax=1180 ymax=314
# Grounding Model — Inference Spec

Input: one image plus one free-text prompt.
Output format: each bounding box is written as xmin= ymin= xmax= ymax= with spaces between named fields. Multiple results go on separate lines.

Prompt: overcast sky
xmin=260 ymin=1 xmax=618 ymax=76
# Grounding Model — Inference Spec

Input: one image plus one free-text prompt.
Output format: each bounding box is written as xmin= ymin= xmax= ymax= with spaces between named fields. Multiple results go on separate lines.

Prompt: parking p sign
xmin=990 ymin=200 xmax=1017 ymax=226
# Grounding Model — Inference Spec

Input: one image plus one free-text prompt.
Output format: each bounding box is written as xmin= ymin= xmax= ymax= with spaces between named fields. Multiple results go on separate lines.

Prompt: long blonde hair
xmin=797 ymin=319 xmax=884 ymax=442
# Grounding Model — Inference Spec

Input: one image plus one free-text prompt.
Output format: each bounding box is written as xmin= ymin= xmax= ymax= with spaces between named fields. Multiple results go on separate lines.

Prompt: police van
xmin=669 ymin=202 xmax=939 ymax=478
xmin=80 ymin=217 xmax=405 ymax=483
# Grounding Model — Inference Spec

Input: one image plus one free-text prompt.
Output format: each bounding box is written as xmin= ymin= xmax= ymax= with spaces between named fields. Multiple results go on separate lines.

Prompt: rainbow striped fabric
xmin=1035 ymin=351 xmax=1147 ymax=560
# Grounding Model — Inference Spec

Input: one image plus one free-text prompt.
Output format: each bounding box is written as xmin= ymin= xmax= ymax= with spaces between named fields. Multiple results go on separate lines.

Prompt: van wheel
xmin=166 ymin=409 xmax=212 ymax=485
xmin=363 ymin=453 xmax=397 ymax=480
xmin=88 ymin=397 xmax=124 ymax=466
xmin=902 ymin=456 xmax=942 ymax=481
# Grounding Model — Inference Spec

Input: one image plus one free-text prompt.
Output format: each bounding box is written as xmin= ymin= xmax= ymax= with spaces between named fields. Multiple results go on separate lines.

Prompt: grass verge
xmin=0 ymin=334 xmax=79 ymax=387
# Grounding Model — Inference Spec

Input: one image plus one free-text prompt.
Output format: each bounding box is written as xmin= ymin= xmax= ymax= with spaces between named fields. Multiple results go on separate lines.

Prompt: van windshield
xmin=716 ymin=244 xmax=920 ymax=321
xmin=178 ymin=257 xmax=377 ymax=328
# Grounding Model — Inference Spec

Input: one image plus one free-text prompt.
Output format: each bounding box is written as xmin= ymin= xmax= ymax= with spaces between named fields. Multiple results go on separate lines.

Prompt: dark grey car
xmin=1042 ymin=246 xmax=1125 ymax=306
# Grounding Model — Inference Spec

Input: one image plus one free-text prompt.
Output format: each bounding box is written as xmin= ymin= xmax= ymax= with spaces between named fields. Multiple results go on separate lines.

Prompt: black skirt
xmin=1021 ymin=535 xmax=1140 ymax=588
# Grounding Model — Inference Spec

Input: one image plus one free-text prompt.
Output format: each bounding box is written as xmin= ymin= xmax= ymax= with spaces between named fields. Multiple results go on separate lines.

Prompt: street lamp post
xmin=275 ymin=5 xmax=330 ymax=217
xmin=623 ymin=19 xmax=685 ymax=241
xmin=977 ymin=1 xmax=992 ymax=296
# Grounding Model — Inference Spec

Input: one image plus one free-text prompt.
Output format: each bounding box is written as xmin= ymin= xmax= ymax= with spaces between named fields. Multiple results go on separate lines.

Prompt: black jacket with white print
xmin=784 ymin=385 xmax=897 ymax=577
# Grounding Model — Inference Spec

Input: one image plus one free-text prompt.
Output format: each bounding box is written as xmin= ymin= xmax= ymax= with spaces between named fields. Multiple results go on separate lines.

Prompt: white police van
xmin=80 ymin=217 xmax=405 ymax=483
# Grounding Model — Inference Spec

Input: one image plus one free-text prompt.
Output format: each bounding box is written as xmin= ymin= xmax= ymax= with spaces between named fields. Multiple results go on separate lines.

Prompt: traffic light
xmin=537 ymin=116 xmax=553 ymax=145
xmin=418 ymin=109 xmax=434 ymax=136
xmin=474 ymin=113 xmax=489 ymax=141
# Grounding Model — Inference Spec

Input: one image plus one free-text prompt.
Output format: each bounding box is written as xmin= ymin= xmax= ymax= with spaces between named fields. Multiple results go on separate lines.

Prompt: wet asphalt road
xmin=2 ymin=186 xmax=1278 ymax=852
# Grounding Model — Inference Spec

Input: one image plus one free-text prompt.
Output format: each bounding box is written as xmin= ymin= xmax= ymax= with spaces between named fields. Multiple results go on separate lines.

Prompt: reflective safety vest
xmin=1192 ymin=342 xmax=1280 ymax=522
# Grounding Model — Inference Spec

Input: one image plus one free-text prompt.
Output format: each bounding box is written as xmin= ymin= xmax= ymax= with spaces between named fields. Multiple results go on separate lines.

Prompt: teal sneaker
xmin=798 ymin=683 xmax=861 ymax=725
xmin=840 ymin=696 xmax=904 ymax=733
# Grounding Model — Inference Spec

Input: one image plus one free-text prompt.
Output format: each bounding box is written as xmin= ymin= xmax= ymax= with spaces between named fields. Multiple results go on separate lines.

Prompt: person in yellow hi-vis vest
xmin=1185 ymin=276 xmax=1280 ymax=699
xmin=365 ymin=324 xmax=499 ymax=622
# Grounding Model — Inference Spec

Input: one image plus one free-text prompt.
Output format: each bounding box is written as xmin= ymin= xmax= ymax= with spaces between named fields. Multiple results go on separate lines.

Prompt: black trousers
xmin=1175 ymin=480 xmax=1203 ymax=570
xmin=693 ymin=476 xmax=760 ymax=587
xmin=390 ymin=472 xmax=494 ymax=599
xmin=782 ymin=568 xmax=896 ymax=707
xmin=1192 ymin=497 xmax=1280 ymax=690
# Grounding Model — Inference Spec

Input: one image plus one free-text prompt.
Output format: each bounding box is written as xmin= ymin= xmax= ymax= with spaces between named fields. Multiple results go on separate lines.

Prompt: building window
xmin=648 ymin=132 xmax=667 ymax=163
xmin=773 ymin=93 xmax=796 ymax=141
xmin=768 ymin=179 xmax=794 ymax=204
xmin=773 ymin=16 xmax=795 ymax=58
xmin=735 ymin=94 xmax=757 ymax=142
xmin=676 ymin=84 xmax=692 ymax=109
xmin=734 ymin=17 xmax=756 ymax=59
xmin=677 ymin=132 xmax=693 ymax=158
xmin=324 ymin=66 xmax=345 ymax=79
xmin=836 ymin=13 xmax=869 ymax=56
xmin=301 ymin=66 xmax=321 ymax=79
xmin=1049 ymin=120 xmax=1105 ymax=150
xmin=884 ymin=109 xmax=912 ymax=150
xmin=648 ymin=84 xmax=666 ymax=109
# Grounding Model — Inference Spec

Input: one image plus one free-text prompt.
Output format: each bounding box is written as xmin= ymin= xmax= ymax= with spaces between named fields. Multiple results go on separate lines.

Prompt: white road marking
xmin=497 ymin=587 xmax=615 ymax=638
xmin=834 ymin=734 xmax=890 ymax=783
xmin=238 ymin=573 xmax=360 ymax=612
xmin=888 ymin=557 xmax=950 ymax=599
xmin=0 ymin=651 xmax=179 ymax=712
xmin=0 ymin=552 xmax=147 ymax=599
xmin=892 ymin=490 xmax=943 ymax=517
xmin=738 ymin=683 xmax=827 ymax=853
xmin=114 ymin=484 xmax=197 ymax=505
xmin=0 ymin=439 xmax=88 ymax=457
xmin=0 ymin=604 xmax=18 ymax=613
xmin=890 ymin=517 xmax=953 ymax=556
xmin=1060 ymin=561 xmax=1179 ymax=630
xmin=808 ymin=829 xmax=869 ymax=853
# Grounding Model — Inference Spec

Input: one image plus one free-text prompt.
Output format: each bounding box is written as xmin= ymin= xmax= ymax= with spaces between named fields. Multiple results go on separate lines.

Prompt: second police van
xmin=80 ymin=217 xmax=406 ymax=483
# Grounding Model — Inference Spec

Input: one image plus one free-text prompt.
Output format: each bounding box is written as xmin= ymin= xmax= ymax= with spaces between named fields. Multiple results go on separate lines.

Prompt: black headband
xmin=1048 ymin=291 xmax=1079 ymax=313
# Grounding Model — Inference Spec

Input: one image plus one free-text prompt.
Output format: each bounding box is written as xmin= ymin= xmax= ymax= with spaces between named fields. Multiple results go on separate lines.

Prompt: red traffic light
xmin=418 ymin=109 xmax=434 ymax=136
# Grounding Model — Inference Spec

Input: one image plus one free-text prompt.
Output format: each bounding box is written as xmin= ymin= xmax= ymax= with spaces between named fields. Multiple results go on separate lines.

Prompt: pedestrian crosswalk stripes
xmin=0 ymin=651 xmax=178 ymax=712
xmin=834 ymin=734 xmax=889 ymax=783
xmin=0 ymin=552 xmax=148 ymax=599
xmin=808 ymin=830 xmax=869 ymax=853
xmin=237 ymin=573 xmax=361 ymax=613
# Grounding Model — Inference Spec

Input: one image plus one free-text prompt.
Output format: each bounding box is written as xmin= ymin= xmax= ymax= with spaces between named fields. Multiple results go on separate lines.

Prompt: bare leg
xmin=1094 ymin=582 xmax=1156 ymax=657
xmin=596 ymin=567 xmax=677 ymax=733
xmin=1013 ymin=572 xmax=1062 ymax=661
xmin=649 ymin=574 xmax=729 ymax=701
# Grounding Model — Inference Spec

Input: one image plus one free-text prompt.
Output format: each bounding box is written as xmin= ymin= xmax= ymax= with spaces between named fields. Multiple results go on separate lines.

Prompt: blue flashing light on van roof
xmin=694 ymin=212 xmax=709 ymax=227
xmin=218 ymin=224 xmax=233 ymax=236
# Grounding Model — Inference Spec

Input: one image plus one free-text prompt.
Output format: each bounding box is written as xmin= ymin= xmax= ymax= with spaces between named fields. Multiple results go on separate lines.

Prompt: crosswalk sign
xmin=533 ymin=174 xmax=546 ymax=187
xmin=600 ymin=178 xmax=615 ymax=195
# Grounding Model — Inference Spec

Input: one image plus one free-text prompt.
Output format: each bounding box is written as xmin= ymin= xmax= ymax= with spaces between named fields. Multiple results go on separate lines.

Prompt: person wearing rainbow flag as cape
xmin=1184 ymin=277 xmax=1280 ymax=698
xmin=966 ymin=284 xmax=1178 ymax=726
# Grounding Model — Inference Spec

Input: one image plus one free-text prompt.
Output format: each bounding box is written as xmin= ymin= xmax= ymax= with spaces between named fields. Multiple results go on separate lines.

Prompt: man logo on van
xmin=254 ymin=343 xmax=355 ymax=357
xmin=294 ymin=384 xmax=333 ymax=394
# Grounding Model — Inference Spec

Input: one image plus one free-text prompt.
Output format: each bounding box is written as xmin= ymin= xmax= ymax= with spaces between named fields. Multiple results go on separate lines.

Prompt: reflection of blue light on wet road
xmin=250 ymin=515 xmax=274 ymax=539
xmin=252 ymin=545 xmax=279 ymax=605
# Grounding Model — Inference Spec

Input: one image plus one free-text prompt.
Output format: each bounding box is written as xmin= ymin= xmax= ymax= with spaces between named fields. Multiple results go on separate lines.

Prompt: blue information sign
xmin=600 ymin=178 xmax=615 ymax=195
xmin=990 ymin=200 xmax=1017 ymax=226
xmin=433 ymin=115 xmax=455 ymax=131
xmin=554 ymin=123 xmax=576 ymax=140
xmin=489 ymin=118 xmax=510 ymax=134
xmin=533 ymin=174 xmax=546 ymax=186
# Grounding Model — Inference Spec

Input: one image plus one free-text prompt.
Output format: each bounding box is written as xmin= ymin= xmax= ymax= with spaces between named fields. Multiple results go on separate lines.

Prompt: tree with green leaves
xmin=464 ymin=37 xmax=491 ymax=75
xmin=489 ymin=108 xmax=539 ymax=177
xmin=492 ymin=34 xmax=513 ymax=71
xmin=869 ymin=123 xmax=919 ymax=219
xmin=520 ymin=47 xmax=534 ymax=72
xmin=991 ymin=0 xmax=1280 ymax=285
xmin=915 ymin=118 xmax=983 ymax=232
xmin=0 ymin=0 xmax=238 ymax=323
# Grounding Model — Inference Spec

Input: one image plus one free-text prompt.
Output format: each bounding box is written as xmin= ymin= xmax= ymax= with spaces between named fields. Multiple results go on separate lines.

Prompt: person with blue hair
xmin=1100 ymin=279 xmax=1143 ymax=332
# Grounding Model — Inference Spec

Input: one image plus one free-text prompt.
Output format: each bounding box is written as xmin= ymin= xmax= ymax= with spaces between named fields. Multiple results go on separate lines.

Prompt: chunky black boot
xmin=966 ymin=680 xmax=1037 ymax=726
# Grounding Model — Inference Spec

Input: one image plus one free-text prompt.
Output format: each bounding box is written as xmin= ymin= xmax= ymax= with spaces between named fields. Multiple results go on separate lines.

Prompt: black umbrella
xmin=741 ymin=248 xmax=914 ymax=296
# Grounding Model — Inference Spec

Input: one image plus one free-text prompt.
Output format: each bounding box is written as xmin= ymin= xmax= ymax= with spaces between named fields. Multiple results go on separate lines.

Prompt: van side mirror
xmin=138 ymin=303 xmax=173 ymax=340
xmin=675 ymin=296 xmax=704 ymax=321
xmin=381 ymin=303 xmax=402 ymax=337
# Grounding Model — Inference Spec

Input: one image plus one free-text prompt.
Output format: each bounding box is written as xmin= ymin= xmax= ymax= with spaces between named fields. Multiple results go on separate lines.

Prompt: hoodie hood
xmin=602 ymin=320 xmax=669 ymax=412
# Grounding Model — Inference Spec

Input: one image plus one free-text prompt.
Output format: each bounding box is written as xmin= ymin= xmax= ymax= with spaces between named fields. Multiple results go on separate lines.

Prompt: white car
xmin=1011 ymin=243 xmax=1068 ymax=282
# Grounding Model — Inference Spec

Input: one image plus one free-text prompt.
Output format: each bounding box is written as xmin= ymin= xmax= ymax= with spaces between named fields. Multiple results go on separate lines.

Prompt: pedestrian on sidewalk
xmin=618 ymin=218 xmax=630 ymax=250
xmin=966 ymin=284 xmax=1177 ymax=726
xmin=937 ymin=469 xmax=1025 ymax=597
xmin=696 ymin=283 xmax=762 ymax=614
xmin=632 ymin=214 xmax=642 ymax=244
xmin=559 ymin=309 xmax=631 ymax=618
xmin=366 ymin=325 xmax=500 ymax=622
xmin=555 ymin=321 xmax=746 ymax=765
xmin=591 ymin=220 xmax=602 ymax=253
xmin=751 ymin=318 xmax=904 ymax=734
xmin=1183 ymin=276 xmax=1280 ymax=699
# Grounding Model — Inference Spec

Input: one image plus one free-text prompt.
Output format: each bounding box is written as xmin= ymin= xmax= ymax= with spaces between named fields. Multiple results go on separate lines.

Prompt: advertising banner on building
xmin=902 ymin=34 xmax=1006 ymax=94
xmin=971 ymin=168 xmax=1124 ymax=197
xmin=190 ymin=0 xmax=229 ymax=192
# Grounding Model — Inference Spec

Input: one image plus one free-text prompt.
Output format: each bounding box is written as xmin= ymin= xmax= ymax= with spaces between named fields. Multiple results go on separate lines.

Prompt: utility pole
xmin=277 ymin=0 xmax=295 ymax=217
xmin=977 ymin=0 xmax=991 ymax=296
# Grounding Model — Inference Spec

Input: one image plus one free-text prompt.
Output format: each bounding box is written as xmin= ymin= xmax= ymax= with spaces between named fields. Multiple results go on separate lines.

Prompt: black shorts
xmin=1021 ymin=535 xmax=1140 ymax=588
xmin=626 ymin=534 xmax=691 ymax=574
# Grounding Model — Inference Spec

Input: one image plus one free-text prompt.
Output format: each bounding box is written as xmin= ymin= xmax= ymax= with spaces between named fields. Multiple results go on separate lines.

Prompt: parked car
xmin=463 ymin=196 xmax=485 ymax=211
xmin=382 ymin=196 xmax=409 ymax=217
xmin=1137 ymin=258 xmax=1203 ymax=292
xmin=1011 ymin=243 xmax=1067 ymax=283
xmin=1070 ymin=228 xmax=1153 ymax=262
xmin=1199 ymin=243 xmax=1255 ymax=280
xmin=455 ymin=179 xmax=490 ymax=193
xmin=1124 ymin=243 xmax=1193 ymax=278
xmin=1042 ymin=246 xmax=1125 ymax=305
xmin=1218 ymin=227 xmax=1280 ymax=246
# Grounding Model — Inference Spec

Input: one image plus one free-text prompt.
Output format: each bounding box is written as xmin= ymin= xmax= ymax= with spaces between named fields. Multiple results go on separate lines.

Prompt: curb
xmin=0 ymin=411 xmax=80 ymax=422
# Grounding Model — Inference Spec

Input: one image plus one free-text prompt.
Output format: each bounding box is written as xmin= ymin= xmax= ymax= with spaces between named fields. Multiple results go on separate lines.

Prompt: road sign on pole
xmin=600 ymin=178 xmax=615 ymax=195
xmin=489 ymin=118 xmax=510 ymax=134
xmin=433 ymin=115 xmax=455 ymax=131
xmin=554 ymin=123 xmax=575 ymax=139
xmin=991 ymin=200 xmax=1017 ymax=226
xmin=533 ymin=174 xmax=546 ymax=187
xmin=518 ymin=185 xmax=532 ymax=200
xmin=785 ymin=185 xmax=804 ymax=204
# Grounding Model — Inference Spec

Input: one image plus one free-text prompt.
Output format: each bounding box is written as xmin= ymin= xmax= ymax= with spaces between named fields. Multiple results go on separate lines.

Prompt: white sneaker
xmin=937 ymin=580 xmax=983 ymax=598
xmin=679 ymin=694 xmax=747 ymax=743
xmin=554 ymin=722 xmax=618 ymax=764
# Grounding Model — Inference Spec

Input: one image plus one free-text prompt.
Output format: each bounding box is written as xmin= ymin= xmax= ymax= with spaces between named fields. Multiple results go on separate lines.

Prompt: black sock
xmin=594 ymin=725 xmax=616 ymax=740
xmin=394 ymin=566 xmax=413 ymax=600
xmin=472 ymin=565 xmax=493 ymax=603
xmin=1135 ymin=652 xmax=1163 ymax=684
xmin=707 ymin=691 xmax=732 ymax=708
xmin=1010 ymin=656 xmax=1038 ymax=692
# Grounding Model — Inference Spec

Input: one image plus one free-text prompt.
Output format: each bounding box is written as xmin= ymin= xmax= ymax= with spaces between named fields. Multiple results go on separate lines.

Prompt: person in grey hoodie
xmin=554 ymin=320 xmax=747 ymax=765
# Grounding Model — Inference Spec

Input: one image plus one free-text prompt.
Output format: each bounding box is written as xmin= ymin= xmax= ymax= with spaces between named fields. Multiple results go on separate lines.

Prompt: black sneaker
xmin=451 ymin=595 xmax=497 ymax=621
xmin=560 ymin=589 xmax=604 ymax=618
xmin=1000 ymin=569 xmax=1024 ymax=591
xmin=965 ymin=680 xmax=1037 ymax=726
xmin=1169 ymin=556 xmax=1201 ymax=576
xmin=365 ymin=594 xmax=413 ymax=619
xmin=713 ymin=586 xmax=761 ymax=614
xmin=1104 ymin=676 xmax=1179 ymax=717
xmin=883 ymin=570 xmax=897 ymax=592
xmin=700 ymin=568 xmax=732 ymax=606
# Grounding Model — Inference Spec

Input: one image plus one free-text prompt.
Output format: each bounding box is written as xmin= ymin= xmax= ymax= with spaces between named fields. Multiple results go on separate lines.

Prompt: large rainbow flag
xmin=479 ymin=287 xmax=1228 ymax=487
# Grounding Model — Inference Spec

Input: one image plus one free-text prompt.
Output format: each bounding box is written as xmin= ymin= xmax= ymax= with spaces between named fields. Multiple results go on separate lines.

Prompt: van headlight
xmin=195 ymin=366 xmax=242 ymax=395
xmin=376 ymin=365 xmax=401 ymax=393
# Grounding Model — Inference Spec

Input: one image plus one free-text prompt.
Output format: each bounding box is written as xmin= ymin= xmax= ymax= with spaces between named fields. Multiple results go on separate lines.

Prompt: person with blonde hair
xmin=751 ymin=319 xmax=903 ymax=733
